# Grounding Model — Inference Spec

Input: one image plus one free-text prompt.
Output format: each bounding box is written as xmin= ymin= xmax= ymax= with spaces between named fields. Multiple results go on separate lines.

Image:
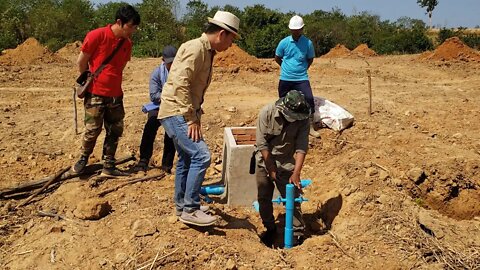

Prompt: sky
xmin=92 ymin=0 xmax=480 ymax=28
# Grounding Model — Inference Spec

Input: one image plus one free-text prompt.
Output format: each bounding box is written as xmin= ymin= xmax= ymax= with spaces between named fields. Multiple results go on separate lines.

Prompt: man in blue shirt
xmin=275 ymin=15 xmax=320 ymax=138
xmin=136 ymin=46 xmax=177 ymax=173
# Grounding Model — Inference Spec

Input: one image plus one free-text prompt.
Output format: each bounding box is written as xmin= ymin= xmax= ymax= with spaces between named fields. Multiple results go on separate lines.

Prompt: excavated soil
xmin=214 ymin=44 xmax=276 ymax=72
xmin=0 ymin=38 xmax=67 ymax=66
xmin=0 ymin=43 xmax=480 ymax=269
xmin=352 ymin=44 xmax=377 ymax=57
xmin=55 ymin=41 xmax=82 ymax=62
xmin=419 ymin=36 xmax=480 ymax=62
xmin=321 ymin=44 xmax=352 ymax=58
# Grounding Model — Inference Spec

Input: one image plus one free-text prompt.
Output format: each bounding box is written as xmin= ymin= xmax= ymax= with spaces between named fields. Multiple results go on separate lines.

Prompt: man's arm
xmin=307 ymin=58 xmax=314 ymax=69
xmin=290 ymin=152 xmax=305 ymax=191
xmin=275 ymin=55 xmax=283 ymax=67
xmin=149 ymin=67 xmax=162 ymax=104
xmin=256 ymin=106 xmax=277 ymax=180
xmin=76 ymin=51 xmax=91 ymax=73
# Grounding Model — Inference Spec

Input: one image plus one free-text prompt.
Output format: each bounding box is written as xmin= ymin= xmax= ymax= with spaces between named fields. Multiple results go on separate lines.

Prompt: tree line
xmin=1 ymin=0 xmax=478 ymax=58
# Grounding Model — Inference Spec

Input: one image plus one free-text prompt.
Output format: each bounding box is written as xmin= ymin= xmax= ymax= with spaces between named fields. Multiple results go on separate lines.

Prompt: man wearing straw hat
xmin=255 ymin=90 xmax=310 ymax=247
xmin=158 ymin=11 xmax=240 ymax=226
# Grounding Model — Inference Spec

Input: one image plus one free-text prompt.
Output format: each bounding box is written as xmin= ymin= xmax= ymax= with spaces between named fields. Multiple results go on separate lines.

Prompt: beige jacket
xmin=158 ymin=33 xmax=214 ymax=123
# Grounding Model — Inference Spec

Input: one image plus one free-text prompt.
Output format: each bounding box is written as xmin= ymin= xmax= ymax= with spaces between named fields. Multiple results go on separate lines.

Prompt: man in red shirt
xmin=72 ymin=5 xmax=140 ymax=177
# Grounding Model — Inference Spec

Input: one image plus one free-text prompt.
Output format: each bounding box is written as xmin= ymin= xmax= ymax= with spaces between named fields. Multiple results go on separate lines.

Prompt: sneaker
xmin=179 ymin=209 xmax=216 ymax=226
xmin=260 ymin=227 xmax=277 ymax=247
xmin=134 ymin=158 xmax=149 ymax=172
xmin=72 ymin=155 xmax=88 ymax=173
xmin=100 ymin=167 xmax=129 ymax=177
xmin=309 ymin=126 xmax=321 ymax=138
xmin=176 ymin=205 xmax=210 ymax=217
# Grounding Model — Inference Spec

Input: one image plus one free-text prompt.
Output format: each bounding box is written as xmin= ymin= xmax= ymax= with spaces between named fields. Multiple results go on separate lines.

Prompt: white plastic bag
xmin=313 ymin=97 xmax=354 ymax=132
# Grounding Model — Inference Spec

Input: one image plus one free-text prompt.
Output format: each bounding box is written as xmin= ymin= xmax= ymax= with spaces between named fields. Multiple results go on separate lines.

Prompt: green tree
xmin=417 ymin=0 xmax=439 ymax=28
xmin=135 ymin=0 xmax=180 ymax=57
xmin=240 ymin=4 xmax=287 ymax=57
xmin=93 ymin=1 xmax=130 ymax=28
xmin=0 ymin=0 xmax=29 ymax=51
xmin=182 ymin=0 xmax=209 ymax=41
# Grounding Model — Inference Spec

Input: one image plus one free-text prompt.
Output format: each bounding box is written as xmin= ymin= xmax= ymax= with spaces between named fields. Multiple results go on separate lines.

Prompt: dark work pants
xmin=139 ymin=114 xmax=175 ymax=169
xmin=256 ymin=167 xmax=304 ymax=234
xmin=278 ymin=80 xmax=315 ymax=114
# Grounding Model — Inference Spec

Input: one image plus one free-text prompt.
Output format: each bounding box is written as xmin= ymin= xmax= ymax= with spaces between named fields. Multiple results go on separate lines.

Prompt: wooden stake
xmin=367 ymin=69 xmax=372 ymax=116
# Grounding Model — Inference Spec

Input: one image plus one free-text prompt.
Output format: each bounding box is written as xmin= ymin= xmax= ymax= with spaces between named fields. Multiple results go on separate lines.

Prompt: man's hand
xmin=188 ymin=121 xmax=202 ymax=142
xmin=289 ymin=171 xmax=303 ymax=193
xmin=261 ymin=149 xmax=277 ymax=180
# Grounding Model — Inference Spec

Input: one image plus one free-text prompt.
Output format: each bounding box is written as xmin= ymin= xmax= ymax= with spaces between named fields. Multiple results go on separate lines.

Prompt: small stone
xmin=73 ymin=198 xmax=112 ymax=220
xmin=379 ymin=170 xmax=389 ymax=181
xmin=376 ymin=194 xmax=389 ymax=205
xmin=197 ymin=250 xmax=210 ymax=262
xmin=365 ymin=167 xmax=378 ymax=177
xmin=131 ymin=219 xmax=157 ymax=237
xmin=99 ymin=258 xmax=108 ymax=266
xmin=167 ymin=215 xmax=177 ymax=224
xmin=214 ymin=164 xmax=222 ymax=172
xmin=225 ymin=259 xmax=237 ymax=270
xmin=406 ymin=168 xmax=426 ymax=184
xmin=115 ymin=253 xmax=129 ymax=263
xmin=226 ymin=106 xmax=237 ymax=113
xmin=452 ymin=133 xmax=462 ymax=139
xmin=391 ymin=178 xmax=403 ymax=187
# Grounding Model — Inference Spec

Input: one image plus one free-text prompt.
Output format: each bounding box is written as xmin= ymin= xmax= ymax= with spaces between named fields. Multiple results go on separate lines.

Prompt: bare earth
xmin=1 ymin=50 xmax=480 ymax=269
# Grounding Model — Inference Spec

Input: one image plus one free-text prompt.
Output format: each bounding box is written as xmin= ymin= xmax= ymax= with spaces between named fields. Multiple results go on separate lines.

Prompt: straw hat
xmin=208 ymin=11 xmax=241 ymax=38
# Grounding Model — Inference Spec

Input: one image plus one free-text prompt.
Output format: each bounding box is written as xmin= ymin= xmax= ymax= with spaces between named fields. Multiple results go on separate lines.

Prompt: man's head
xmin=162 ymin=45 xmax=177 ymax=70
xmin=288 ymin=15 xmax=304 ymax=40
xmin=114 ymin=5 xmax=140 ymax=39
xmin=205 ymin=11 xmax=240 ymax=52
xmin=275 ymin=90 xmax=310 ymax=122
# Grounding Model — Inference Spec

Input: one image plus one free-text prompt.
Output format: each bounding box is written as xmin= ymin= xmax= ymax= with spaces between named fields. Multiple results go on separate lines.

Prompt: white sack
xmin=313 ymin=97 xmax=354 ymax=132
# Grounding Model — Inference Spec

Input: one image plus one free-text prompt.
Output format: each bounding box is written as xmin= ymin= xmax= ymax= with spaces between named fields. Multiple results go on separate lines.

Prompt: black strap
xmin=92 ymin=39 xmax=126 ymax=77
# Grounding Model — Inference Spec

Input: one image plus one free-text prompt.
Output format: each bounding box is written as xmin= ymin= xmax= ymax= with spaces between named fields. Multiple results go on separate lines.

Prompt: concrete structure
xmin=221 ymin=127 xmax=257 ymax=206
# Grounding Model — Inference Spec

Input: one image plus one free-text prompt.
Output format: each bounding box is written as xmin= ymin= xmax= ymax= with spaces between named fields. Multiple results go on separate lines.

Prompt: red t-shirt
xmin=81 ymin=24 xmax=132 ymax=97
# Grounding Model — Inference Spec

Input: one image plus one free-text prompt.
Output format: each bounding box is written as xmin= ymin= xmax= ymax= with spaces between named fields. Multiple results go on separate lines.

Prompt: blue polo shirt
xmin=275 ymin=35 xmax=315 ymax=81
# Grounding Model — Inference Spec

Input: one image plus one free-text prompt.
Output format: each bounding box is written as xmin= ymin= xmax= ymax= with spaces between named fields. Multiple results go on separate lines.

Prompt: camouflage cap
xmin=275 ymin=90 xmax=310 ymax=122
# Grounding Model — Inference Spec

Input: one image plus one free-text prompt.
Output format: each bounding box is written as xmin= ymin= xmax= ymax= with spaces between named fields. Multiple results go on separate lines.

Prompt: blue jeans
xmin=160 ymin=115 xmax=211 ymax=213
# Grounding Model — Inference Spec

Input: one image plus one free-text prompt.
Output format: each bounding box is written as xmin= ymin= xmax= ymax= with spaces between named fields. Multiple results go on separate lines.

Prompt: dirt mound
xmin=55 ymin=41 xmax=82 ymax=62
xmin=419 ymin=37 xmax=480 ymax=62
xmin=321 ymin=44 xmax=351 ymax=58
xmin=0 ymin=38 xmax=66 ymax=66
xmin=214 ymin=44 xmax=273 ymax=72
xmin=352 ymin=44 xmax=377 ymax=57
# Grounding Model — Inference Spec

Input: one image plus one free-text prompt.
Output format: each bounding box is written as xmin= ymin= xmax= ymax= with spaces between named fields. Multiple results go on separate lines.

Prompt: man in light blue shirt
xmin=275 ymin=15 xmax=319 ymax=137
xmin=136 ymin=46 xmax=177 ymax=172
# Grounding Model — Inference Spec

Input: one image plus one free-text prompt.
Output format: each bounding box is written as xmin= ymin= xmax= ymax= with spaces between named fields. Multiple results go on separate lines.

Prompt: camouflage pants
xmin=81 ymin=93 xmax=124 ymax=167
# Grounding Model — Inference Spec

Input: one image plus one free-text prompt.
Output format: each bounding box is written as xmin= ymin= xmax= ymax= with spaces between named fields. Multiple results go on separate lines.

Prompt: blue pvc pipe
xmin=200 ymin=185 xmax=225 ymax=196
xmin=284 ymin=184 xmax=295 ymax=249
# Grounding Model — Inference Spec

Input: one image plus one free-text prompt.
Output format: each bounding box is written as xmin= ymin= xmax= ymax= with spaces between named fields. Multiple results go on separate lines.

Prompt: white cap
xmin=288 ymin=15 xmax=304 ymax=30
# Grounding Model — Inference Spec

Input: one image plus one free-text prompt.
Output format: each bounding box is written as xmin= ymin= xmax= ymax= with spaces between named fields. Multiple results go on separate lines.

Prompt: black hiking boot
xmin=72 ymin=155 xmax=88 ymax=173
xmin=260 ymin=227 xmax=277 ymax=247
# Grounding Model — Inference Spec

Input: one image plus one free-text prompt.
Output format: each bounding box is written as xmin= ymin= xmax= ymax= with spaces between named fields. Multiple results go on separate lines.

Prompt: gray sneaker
xmin=179 ymin=209 xmax=216 ymax=226
xmin=176 ymin=205 xmax=210 ymax=217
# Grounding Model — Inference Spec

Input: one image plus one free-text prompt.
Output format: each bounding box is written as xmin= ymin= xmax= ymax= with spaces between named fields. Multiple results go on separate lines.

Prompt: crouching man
xmin=255 ymin=90 xmax=310 ymax=247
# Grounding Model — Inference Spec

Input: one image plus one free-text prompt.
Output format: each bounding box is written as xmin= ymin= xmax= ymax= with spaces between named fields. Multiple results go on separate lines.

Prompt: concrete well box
xmin=221 ymin=127 xmax=257 ymax=206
